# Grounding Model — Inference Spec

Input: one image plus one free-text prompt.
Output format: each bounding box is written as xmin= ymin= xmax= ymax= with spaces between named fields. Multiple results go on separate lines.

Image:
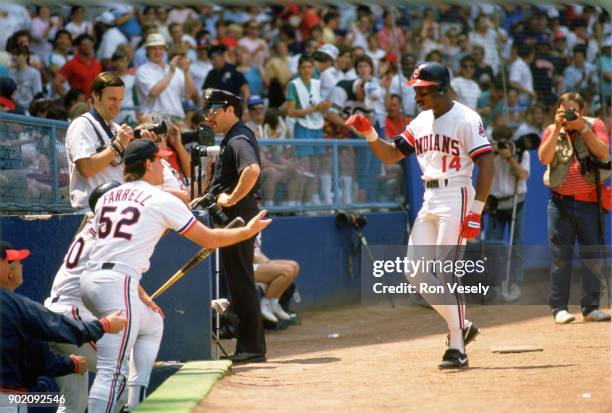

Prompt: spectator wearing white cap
xmin=313 ymin=43 xmax=343 ymax=100
xmin=96 ymin=11 xmax=128 ymax=69
xmin=135 ymin=33 xmax=197 ymax=125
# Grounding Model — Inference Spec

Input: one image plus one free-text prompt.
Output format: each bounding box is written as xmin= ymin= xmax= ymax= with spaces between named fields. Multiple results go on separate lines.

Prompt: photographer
xmin=538 ymin=92 xmax=611 ymax=324
xmin=65 ymin=72 xmax=133 ymax=211
xmin=204 ymin=88 xmax=266 ymax=364
xmin=486 ymin=125 xmax=530 ymax=302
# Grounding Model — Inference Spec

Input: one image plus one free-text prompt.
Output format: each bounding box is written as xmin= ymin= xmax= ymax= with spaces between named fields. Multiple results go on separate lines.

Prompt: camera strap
xmin=80 ymin=112 xmax=113 ymax=150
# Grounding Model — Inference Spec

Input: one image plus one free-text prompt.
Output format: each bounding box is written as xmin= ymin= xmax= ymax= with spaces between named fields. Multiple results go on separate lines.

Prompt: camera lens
xmin=133 ymin=129 xmax=141 ymax=139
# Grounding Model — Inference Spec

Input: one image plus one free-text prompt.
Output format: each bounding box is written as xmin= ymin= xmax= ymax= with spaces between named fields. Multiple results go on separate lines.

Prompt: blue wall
xmin=0 ymin=215 xmax=212 ymax=361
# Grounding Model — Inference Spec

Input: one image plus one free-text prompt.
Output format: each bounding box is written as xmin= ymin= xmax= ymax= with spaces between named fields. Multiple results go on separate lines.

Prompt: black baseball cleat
xmin=222 ymin=352 xmax=267 ymax=364
xmin=438 ymin=349 xmax=469 ymax=369
xmin=446 ymin=322 xmax=480 ymax=347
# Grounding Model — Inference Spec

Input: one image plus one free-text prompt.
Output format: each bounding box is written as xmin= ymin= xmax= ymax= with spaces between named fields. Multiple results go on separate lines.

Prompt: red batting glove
xmin=460 ymin=213 xmax=481 ymax=239
xmin=345 ymin=114 xmax=373 ymax=134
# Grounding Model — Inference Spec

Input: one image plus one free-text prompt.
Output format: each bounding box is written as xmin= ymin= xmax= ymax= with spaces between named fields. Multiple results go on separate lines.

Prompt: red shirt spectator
xmin=300 ymin=7 xmax=321 ymax=40
xmin=384 ymin=94 xmax=411 ymax=139
xmin=541 ymin=117 xmax=609 ymax=196
xmin=54 ymin=34 xmax=101 ymax=97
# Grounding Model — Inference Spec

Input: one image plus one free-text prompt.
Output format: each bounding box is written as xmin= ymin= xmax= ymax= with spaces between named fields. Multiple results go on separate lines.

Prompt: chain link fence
xmin=0 ymin=113 xmax=73 ymax=214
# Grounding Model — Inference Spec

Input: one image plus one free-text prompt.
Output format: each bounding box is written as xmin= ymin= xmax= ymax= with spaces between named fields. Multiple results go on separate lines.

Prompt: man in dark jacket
xmin=0 ymin=240 xmax=126 ymax=391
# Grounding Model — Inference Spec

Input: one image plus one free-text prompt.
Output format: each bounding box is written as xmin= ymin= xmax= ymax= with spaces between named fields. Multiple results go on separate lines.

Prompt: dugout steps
xmin=135 ymin=360 xmax=232 ymax=412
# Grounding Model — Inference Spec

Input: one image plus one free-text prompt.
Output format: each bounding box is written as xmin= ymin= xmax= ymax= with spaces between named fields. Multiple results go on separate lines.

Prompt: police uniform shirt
xmin=203 ymin=63 xmax=247 ymax=97
xmin=210 ymin=121 xmax=261 ymax=198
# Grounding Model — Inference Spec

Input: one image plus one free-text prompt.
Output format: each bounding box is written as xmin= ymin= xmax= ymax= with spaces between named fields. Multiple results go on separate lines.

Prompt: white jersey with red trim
xmin=86 ymin=180 xmax=196 ymax=279
xmin=45 ymin=216 xmax=96 ymax=307
xmin=396 ymin=101 xmax=492 ymax=181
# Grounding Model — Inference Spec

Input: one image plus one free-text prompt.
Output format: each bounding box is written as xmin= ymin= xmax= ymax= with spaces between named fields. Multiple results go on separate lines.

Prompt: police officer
xmin=203 ymin=88 xmax=266 ymax=363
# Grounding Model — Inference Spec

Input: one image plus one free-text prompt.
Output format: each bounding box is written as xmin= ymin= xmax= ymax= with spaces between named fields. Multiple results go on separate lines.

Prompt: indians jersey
xmin=86 ymin=180 xmax=197 ymax=279
xmin=393 ymin=101 xmax=492 ymax=181
xmin=46 ymin=216 xmax=96 ymax=307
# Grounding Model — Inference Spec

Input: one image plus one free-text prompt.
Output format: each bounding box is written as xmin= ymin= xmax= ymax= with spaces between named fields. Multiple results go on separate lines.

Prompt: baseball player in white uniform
xmin=347 ymin=62 xmax=494 ymax=369
xmin=80 ymin=139 xmax=271 ymax=412
xmin=45 ymin=181 xmax=165 ymax=413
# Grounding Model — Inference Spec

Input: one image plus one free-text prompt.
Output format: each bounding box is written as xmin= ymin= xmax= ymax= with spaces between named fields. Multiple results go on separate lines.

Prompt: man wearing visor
xmin=203 ymin=88 xmax=266 ymax=363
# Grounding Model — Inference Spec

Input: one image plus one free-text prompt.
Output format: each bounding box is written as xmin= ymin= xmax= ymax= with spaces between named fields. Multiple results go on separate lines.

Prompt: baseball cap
xmin=0 ymin=241 xmax=30 ymax=262
xmin=144 ymin=33 xmax=167 ymax=48
xmin=208 ymin=44 xmax=226 ymax=58
xmin=96 ymin=11 xmax=116 ymax=26
xmin=247 ymin=95 xmax=264 ymax=108
xmin=124 ymin=140 xmax=172 ymax=164
xmin=314 ymin=44 xmax=339 ymax=61
xmin=202 ymin=88 xmax=242 ymax=111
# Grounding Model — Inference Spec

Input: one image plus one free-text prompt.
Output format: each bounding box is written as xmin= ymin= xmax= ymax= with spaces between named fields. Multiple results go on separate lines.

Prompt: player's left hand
xmin=460 ymin=212 xmax=481 ymax=239
xmin=217 ymin=192 xmax=235 ymax=208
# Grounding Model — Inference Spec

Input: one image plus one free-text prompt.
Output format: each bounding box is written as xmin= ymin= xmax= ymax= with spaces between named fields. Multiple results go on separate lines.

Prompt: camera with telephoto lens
xmin=565 ymin=107 xmax=578 ymax=121
xmin=336 ymin=211 xmax=367 ymax=230
xmin=186 ymin=125 xmax=220 ymax=158
xmin=134 ymin=120 xmax=167 ymax=139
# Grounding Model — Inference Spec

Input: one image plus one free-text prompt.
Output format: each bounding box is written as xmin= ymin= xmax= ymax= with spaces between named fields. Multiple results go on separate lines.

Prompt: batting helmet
xmin=406 ymin=62 xmax=450 ymax=95
xmin=88 ymin=181 xmax=121 ymax=212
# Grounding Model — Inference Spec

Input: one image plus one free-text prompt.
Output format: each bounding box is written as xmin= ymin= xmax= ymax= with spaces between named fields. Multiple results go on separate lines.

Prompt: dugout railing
xmin=0 ymin=112 xmax=407 ymax=214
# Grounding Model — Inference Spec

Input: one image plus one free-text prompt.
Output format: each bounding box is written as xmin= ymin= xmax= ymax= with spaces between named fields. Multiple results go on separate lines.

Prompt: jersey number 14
xmin=442 ymin=155 xmax=461 ymax=172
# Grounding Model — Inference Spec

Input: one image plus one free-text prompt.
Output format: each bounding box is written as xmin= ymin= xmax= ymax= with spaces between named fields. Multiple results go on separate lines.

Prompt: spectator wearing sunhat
xmin=135 ymin=33 xmax=197 ymax=125
xmin=203 ymin=44 xmax=249 ymax=109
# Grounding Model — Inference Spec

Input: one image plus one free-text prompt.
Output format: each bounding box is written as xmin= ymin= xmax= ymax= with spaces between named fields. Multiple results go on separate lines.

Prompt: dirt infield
xmin=199 ymin=303 xmax=610 ymax=413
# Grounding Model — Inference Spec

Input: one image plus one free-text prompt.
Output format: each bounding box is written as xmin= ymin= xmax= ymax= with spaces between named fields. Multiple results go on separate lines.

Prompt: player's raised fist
xmin=345 ymin=114 xmax=373 ymax=134
xmin=460 ymin=213 xmax=481 ymax=239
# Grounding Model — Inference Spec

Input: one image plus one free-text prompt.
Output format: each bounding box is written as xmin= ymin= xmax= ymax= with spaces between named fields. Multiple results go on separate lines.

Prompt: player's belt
xmin=424 ymin=179 xmax=448 ymax=189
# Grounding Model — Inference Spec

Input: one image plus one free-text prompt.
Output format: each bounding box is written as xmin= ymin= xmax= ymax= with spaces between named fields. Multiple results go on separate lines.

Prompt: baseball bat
xmin=151 ymin=216 xmax=246 ymax=299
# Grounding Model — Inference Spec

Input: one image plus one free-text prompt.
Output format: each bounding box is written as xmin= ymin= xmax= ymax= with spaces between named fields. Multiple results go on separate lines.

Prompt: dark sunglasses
xmin=463 ymin=64 xmax=475 ymax=69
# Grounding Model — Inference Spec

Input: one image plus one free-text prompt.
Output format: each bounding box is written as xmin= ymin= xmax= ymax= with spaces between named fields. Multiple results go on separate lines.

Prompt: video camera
xmin=134 ymin=120 xmax=167 ymax=139
xmin=336 ymin=211 xmax=367 ymax=230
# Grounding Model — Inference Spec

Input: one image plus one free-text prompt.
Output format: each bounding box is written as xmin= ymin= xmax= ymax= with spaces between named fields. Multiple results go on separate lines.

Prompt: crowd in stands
xmin=0 ymin=4 xmax=610 ymax=208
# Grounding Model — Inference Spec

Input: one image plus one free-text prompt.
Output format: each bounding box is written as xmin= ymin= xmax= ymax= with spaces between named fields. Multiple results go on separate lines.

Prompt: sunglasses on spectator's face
xmin=463 ymin=64 xmax=475 ymax=69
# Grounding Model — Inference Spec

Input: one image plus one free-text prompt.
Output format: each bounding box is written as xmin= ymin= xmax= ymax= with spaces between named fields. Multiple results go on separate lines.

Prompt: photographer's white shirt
xmin=490 ymin=150 xmax=530 ymax=199
xmin=66 ymin=113 xmax=124 ymax=210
